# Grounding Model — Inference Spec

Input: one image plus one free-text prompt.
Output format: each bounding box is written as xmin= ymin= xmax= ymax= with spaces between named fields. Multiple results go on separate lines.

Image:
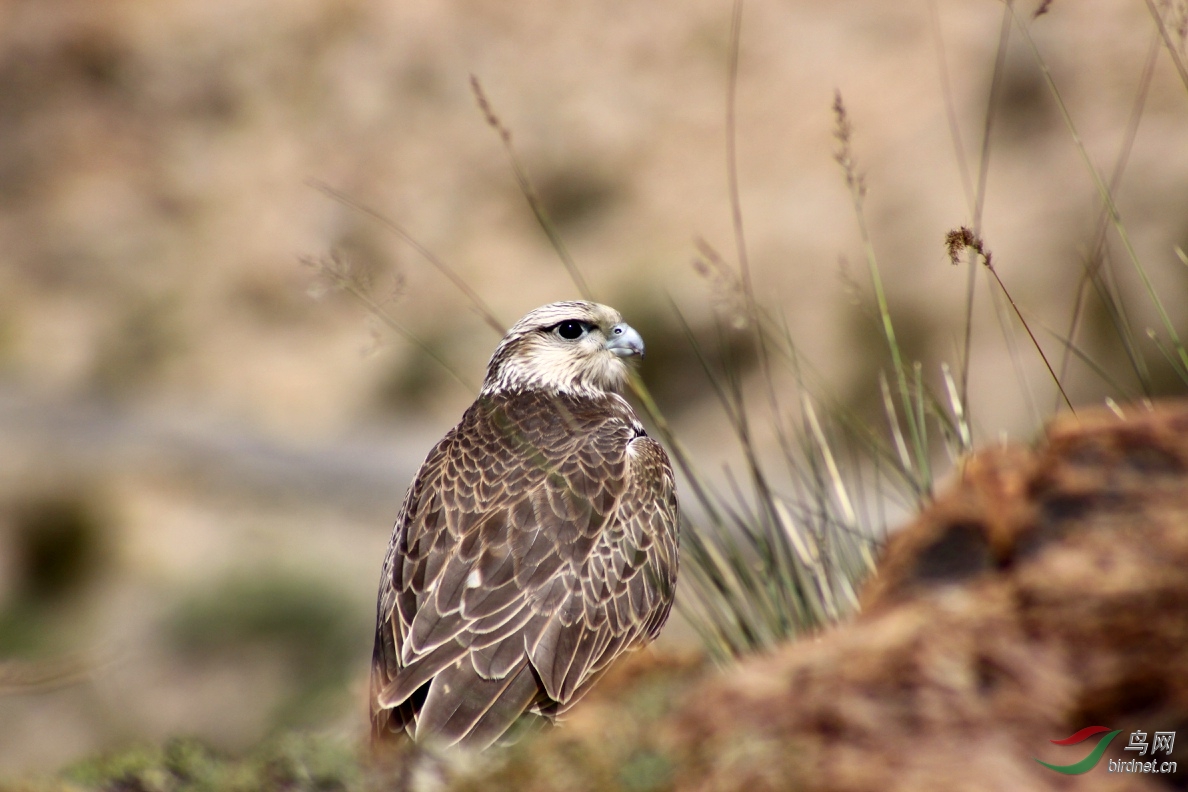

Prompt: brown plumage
xmin=370 ymin=301 xmax=679 ymax=750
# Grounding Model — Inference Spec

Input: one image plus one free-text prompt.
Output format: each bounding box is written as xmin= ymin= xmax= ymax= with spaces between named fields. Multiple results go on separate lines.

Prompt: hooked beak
xmin=605 ymin=322 xmax=645 ymax=358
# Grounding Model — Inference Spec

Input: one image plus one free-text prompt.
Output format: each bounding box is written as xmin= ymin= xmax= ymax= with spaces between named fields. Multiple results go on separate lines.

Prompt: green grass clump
xmin=52 ymin=734 xmax=361 ymax=792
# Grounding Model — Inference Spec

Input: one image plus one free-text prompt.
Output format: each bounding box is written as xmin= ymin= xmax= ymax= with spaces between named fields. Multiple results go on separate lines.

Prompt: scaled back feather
xmin=370 ymin=301 xmax=679 ymax=750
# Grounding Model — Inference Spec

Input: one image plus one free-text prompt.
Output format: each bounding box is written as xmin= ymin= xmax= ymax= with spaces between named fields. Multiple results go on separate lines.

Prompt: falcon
xmin=370 ymin=301 xmax=679 ymax=750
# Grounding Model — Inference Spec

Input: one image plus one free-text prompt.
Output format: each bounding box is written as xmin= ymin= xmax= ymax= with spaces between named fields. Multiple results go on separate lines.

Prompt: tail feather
xmin=464 ymin=663 xmax=548 ymax=749
xmin=414 ymin=659 xmax=540 ymax=750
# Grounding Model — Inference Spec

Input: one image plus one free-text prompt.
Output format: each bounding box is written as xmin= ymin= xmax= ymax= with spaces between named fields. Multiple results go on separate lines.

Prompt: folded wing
xmin=370 ymin=391 xmax=678 ymax=749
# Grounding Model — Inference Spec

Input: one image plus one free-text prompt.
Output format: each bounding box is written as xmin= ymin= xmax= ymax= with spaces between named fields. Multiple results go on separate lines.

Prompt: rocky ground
xmin=670 ymin=400 xmax=1188 ymax=792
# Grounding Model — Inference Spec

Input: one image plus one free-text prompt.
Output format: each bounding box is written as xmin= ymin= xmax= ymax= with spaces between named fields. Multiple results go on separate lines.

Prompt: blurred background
xmin=0 ymin=0 xmax=1185 ymax=777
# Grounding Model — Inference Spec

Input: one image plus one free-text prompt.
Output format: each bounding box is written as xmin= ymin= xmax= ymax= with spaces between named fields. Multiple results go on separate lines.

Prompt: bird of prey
xmin=370 ymin=301 xmax=679 ymax=750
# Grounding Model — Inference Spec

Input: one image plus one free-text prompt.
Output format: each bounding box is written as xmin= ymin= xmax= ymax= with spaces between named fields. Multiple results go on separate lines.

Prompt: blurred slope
xmin=1 ymin=0 xmax=1183 ymax=433
xmin=0 ymin=0 xmax=1186 ymax=781
xmin=0 ymin=382 xmax=442 ymax=773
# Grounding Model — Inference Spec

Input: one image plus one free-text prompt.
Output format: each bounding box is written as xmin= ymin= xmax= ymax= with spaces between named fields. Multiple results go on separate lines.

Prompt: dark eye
xmin=555 ymin=320 xmax=588 ymax=340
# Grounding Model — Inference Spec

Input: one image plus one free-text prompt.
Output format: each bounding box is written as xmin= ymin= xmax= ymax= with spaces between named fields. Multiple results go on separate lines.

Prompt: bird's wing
xmin=528 ymin=431 xmax=679 ymax=712
xmin=370 ymin=391 xmax=677 ymax=749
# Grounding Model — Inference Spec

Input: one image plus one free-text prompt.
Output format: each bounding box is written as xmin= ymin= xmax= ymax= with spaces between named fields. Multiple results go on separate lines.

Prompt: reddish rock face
xmin=673 ymin=401 xmax=1188 ymax=792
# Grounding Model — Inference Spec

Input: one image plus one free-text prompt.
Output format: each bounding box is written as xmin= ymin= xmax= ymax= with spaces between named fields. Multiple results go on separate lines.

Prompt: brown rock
xmin=673 ymin=400 xmax=1188 ymax=792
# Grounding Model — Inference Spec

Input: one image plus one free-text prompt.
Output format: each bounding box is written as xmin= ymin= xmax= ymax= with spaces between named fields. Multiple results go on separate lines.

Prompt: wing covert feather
xmin=370 ymin=390 xmax=678 ymax=748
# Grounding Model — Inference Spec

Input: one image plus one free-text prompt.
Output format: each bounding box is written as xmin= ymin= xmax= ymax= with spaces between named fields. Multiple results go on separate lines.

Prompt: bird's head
xmin=481 ymin=301 xmax=645 ymax=397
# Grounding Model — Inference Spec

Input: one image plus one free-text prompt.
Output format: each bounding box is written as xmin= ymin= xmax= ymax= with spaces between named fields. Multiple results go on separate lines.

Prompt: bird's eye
xmin=555 ymin=320 xmax=588 ymax=340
